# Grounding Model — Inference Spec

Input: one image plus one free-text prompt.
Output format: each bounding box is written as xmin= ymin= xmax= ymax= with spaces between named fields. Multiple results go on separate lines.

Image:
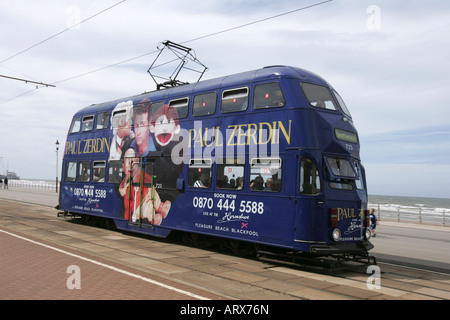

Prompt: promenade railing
xmin=3 ymin=180 xmax=448 ymax=227
xmin=369 ymin=203 xmax=449 ymax=227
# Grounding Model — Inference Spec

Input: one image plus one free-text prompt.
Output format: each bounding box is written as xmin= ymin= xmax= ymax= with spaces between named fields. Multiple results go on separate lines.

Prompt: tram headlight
xmin=332 ymin=228 xmax=341 ymax=242
xmin=365 ymin=228 xmax=371 ymax=240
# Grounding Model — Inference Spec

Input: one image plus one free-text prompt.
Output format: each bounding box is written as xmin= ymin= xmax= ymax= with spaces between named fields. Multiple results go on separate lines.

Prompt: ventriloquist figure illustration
xmin=149 ymin=104 xmax=185 ymax=203
xmin=121 ymin=148 xmax=171 ymax=225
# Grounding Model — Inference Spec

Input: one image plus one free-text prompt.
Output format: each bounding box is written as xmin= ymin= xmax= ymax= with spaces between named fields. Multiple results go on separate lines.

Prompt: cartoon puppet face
xmin=150 ymin=104 xmax=181 ymax=147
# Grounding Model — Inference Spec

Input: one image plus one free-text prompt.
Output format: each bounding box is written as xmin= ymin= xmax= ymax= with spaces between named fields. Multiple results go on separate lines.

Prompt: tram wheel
xmin=182 ymin=233 xmax=212 ymax=248
xmin=227 ymin=240 xmax=255 ymax=257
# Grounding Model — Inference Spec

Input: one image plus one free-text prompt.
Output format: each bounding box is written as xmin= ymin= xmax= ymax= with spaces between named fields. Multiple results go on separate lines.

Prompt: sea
xmin=5 ymin=179 xmax=450 ymax=226
xmin=368 ymin=194 xmax=450 ymax=226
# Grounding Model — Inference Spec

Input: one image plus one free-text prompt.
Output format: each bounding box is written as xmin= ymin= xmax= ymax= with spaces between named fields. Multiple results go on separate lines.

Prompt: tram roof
xmin=75 ymin=65 xmax=327 ymax=115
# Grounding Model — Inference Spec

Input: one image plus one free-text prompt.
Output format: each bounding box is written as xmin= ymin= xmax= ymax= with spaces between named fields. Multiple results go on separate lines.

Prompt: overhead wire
xmin=53 ymin=0 xmax=334 ymax=86
xmin=0 ymin=0 xmax=127 ymax=65
xmin=1 ymin=0 xmax=333 ymax=104
xmin=0 ymin=0 xmax=127 ymax=105
xmin=182 ymin=0 xmax=334 ymax=45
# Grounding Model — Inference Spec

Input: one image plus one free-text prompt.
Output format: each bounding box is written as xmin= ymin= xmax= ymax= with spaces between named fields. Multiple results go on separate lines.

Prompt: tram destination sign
xmin=335 ymin=128 xmax=359 ymax=144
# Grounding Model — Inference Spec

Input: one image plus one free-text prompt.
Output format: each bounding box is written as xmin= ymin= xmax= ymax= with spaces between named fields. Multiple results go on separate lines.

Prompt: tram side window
xmin=324 ymin=157 xmax=354 ymax=191
xmin=112 ymin=108 xmax=133 ymax=129
xmin=146 ymin=101 xmax=164 ymax=119
xmin=220 ymin=88 xmax=248 ymax=113
xmin=216 ymin=158 xmax=245 ymax=190
xmin=169 ymin=98 xmax=189 ymax=119
xmin=96 ymin=112 xmax=110 ymax=130
xmin=333 ymin=90 xmax=352 ymax=118
xmin=250 ymin=158 xmax=282 ymax=192
xmin=82 ymin=115 xmax=95 ymax=132
xmin=253 ymin=82 xmax=285 ymax=109
xmin=188 ymin=159 xmax=212 ymax=188
xmin=353 ymin=161 xmax=365 ymax=190
xmin=69 ymin=117 xmax=81 ymax=134
xmin=93 ymin=161 xmax=106 ymax=183
xmin=108 ymin=160 xmax=123 ymax=184
xmin=326 ymin=157 xmax=356 ymax=178
xmin=301 ymin=83 xmax=338 ymax=111
xmin=300 ymin=157 xmax=321 ymax=195
xmin=193 ymin=93 xmax=216 ymax=117
xmin=221 ymin=88 xmax=248 ymax=113
xmin=79 ymin=161 xmax=91 ymax=182
xmin=65 ymin=161 xmax=77 ymax=182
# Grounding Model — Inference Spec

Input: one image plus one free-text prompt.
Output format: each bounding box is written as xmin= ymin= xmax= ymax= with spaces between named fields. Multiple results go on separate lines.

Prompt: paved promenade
xmin=0 ymin=188 xmax=227 ymax=300
xmin=1 ymin=187 xmax=449 ymax=301
xmin=0 ymin=228 xmax=221 ymax=300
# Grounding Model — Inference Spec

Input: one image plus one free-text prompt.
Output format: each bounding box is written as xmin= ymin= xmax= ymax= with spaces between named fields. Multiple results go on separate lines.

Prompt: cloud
xmin=0 ymin=0 xmax=449 ymax=199
xmin=365 ymin=163 xmax=450 ymax=199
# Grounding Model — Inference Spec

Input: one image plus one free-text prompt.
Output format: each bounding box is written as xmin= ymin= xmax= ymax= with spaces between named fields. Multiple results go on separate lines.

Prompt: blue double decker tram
xmin=58 ymin=66 xmax=374 ymax=264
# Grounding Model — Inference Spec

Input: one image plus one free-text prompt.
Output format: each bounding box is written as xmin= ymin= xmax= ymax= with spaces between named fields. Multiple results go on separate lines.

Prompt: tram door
xmin=127 ymin=158 xmax=157 ymax=226
xmin=295 ymin=153 xmax=327 ymax=246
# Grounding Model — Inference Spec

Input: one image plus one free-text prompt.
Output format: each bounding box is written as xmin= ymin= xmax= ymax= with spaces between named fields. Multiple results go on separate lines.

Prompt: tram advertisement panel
xmin=62 ymin=97 xmax=293 ymax=226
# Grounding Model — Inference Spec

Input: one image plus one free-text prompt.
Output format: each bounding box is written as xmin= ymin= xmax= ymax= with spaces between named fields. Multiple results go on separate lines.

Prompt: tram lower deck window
xmin=188 ymin=159 xmax=212 ymax=188
xmin=79 ymin=161 xmax=91 ymax=182
xmin=300 ymin=157 xmax=321 ymax=195
xmin=324 ymin=157 xmax=356 ymax=191
xmin=93 ymin=161 xmax=106 ymax=183
xmin=65 ymin=161 xmax=77 ymax=182
xmin=250 ymin=157 xmax=282 ymax=192
xmin=330 ymin=181 xmax=353 ymax=190
xmin=108 ymin=160 xmax=123 ymax=184
xmin=353 ymin=161 xmax=365 ymax=190
xmin=216 ymin=158 xmax=245 ymax=190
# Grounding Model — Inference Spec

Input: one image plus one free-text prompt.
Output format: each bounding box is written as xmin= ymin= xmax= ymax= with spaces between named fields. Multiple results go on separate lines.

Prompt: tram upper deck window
xmin=169 ymin=98 xmax=189 ymax=119
xmin=112 ymin=110 xmax=131 ymax=129
xmin=250 ymin=157 xmax=282 ymax=192
xmin=221 ymin=88 xmax=248 ymax=113
xmin=216 ymin=158 xmax=245 ymax=190
xmin=79 ymin=161 xmax=91 ymax=182
xmin=65 ymin=161 xmax=77 ymax=182
xmin=333 ymin=90 xmax=352 ymax=118
xmin=188 ymin=158 xmax=212 ymax=188
xmin=96 ymin=112 xmax=110 ymax=130
xmin=301 ymin=83 xmax=338 ymax=111
xmin=82 ymin=115 xmax=95 ymax=132
xmin=69 ymin=117 xmax=81 ymax=134
xmin=193 ymin=93 xmax=216 ymax=116
xmin=253 ymin=83 xmax=285 ymax=109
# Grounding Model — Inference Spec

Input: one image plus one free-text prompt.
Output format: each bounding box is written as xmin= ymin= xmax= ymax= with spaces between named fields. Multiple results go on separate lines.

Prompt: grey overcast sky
xmin=0 ymin=0 xmax=449 ymax=198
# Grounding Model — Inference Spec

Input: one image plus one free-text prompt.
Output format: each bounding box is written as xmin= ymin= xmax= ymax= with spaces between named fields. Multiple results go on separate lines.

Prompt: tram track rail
xmin=1 ymin=195 xmax=444 ymax=274
xmin=1 ymin=197 xmax=450 ymax=300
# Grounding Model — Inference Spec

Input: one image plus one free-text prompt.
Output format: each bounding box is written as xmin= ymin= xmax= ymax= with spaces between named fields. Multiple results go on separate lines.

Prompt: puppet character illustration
xmin=149 ymin=104 xmax=185 ymax=203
